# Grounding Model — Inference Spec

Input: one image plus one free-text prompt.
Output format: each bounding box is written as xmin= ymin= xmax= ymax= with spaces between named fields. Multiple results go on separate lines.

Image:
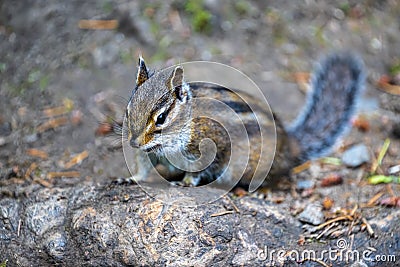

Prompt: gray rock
xmin=349 ymin=261 xmax=369 ymax=267
xmin=92 ymin=42 xmax=120 ymax=68
xmin=0 ymin=122 xmax=11 ymax=136
xmin=379 ymin=93 xmax=400 ymax=138
xmin=296 ymin=180 xmax=315 ymax=190
xmin=298 ymin=203 xmax=324 ymax=225
xmin=24 ymin=133 xmax=38 ymax=143
xmin=380 ymin=91 xmax=400 ymax=113
xmin=341 ymin=143 xmax=370 ymax=167
xmin=0 ymin=137 xmax=6 ymax=146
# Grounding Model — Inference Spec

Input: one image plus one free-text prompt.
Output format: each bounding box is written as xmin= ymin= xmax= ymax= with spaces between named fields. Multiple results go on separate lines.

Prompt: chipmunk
xmin=122 ymin=52 xmax=364 ymax=188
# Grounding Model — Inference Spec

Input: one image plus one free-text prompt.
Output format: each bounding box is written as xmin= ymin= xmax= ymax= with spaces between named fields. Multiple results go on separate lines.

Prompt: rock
xmin=296 ymin=180 xmax=315 ymax=190
xmin=0 ymin=183 xmax=302 ymax=266
xmin=379 ymin=93 xmax=400 ymax=138
xmin=341 ymin=143 xmax=370 ymax=167
xmin=298 ymin=203 xmax=324 ymax=225
xmin=349 ymin=261 xmax=369 ymax=267
xmin=0 ymin=122 xmax=11 ymax=136
xmin=380 ymin=91 xmax=400 ymax=113
xmin=24 ymin=133 xmax=38 ymax=143
xmin=91 ymin=42 xmax=120 ymax=68
xmin=0 ymin=137 xmax=6 ymax=146
xmin=332 ymin=8 xmax=345 ymax=20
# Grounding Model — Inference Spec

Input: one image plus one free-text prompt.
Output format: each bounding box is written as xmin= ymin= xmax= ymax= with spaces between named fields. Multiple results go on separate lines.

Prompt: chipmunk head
xmin=125 ymin=57 xmax=192 ymax=154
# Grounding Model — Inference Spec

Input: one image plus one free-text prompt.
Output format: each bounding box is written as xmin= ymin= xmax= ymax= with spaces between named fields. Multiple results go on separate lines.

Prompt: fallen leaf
xmin=370 ymin=138 xmax=390 ymax=174
xmin=322 ymin=197 xmax=334 ymax=210
xmin=71 ymin=110 xmax=83 ymax=125
xmin=376 ymin=75 xmax=400 ymax=95
xmin=366 ymin=191 xmax=385 ymax=206
xmin=42 ymin=106 xmax=69 ymax=118
xmin=42 ymin=98 xmax=74 ymax=118
xmin=368 ymin=175 xmax=399 ymax=184
xmin=320 ymin=174 xmax=343 ymax=187
xmin=272 ymin=196 xmax=285 ymax=204
xmin=292 ymin=72 xmax=311 ymax=94
xmin=36 ymin=116 xmax=69 ymax=133
xmin=297 ymin=235 xmax=306 ymax=246
xmin=319 ymin=157 xmax=342 ymax=165
xmin=24 ymin=162 xmax=38 ymax=179
xmin=233 ymin=187 xmax=248 ymax=197
xmin=292 ymin=161 xmax=311 ymax=174
xmin=47 ymin=171 xmax=80 ymax=179
xmin=352 ymin=115 xmax=370 ymax=132
xmin=78 ymin=20 xmax=119 ymax=30
xmin=301 ymin=188 xmax=314 ymax=198
xmin=26 ymin=148 xmax=48 ymax=159
xmin=64 ymin=150 xmax=89 ymax=169
xmin=379 ymin=197 xmax=400 ymax=207
xmin=95 ymin=122 xmax=113 ymax=136
xmin=33 ymin=178 xmax=53 ymax=187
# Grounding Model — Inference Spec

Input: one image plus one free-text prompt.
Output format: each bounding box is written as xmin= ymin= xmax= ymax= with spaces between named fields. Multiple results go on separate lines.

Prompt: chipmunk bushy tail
xmin=286 ymin=52 xmax=365 ymax=162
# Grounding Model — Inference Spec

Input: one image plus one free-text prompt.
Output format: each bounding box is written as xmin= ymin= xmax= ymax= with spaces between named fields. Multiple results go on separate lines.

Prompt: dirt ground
xmin=0 ymin=1 xmax=399 ymax=266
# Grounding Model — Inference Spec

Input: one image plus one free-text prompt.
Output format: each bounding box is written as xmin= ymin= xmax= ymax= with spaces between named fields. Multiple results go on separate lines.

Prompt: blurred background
xmin=0 ymin=0 xmax=399 ymax=184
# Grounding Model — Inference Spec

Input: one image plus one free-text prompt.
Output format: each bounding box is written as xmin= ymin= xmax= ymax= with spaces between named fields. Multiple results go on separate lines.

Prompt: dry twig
xmin=47 ymin=171 xmax=80 ymax=179
xmin=78 ymin=20 xmax=119 ymax=30
xmin=210 ymin=210 xmax=235 ymax=217
xmin=64 ymin=150 xmax=89 ymax=169
xmin=26 ymin=149 xmax=48 ymax=159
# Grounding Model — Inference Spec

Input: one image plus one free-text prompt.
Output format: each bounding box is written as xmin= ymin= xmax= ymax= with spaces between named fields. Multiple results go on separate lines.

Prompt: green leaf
xmin=368 ymin=175 xmax=399 ymax=184
xmin=320 ymin=157 xmax=342 ymax=165
xmin=0 ymin=62 xmax=6 ymax=73
xmin=28 ymin=70 xmax=41 ymax=83
xmin=39 ymin=75 xmax=49 ymax=91
xmin=371 ymin=138 xmax=390 ymax=174
xmin=377 ymin=138 xmax=390 ymax=166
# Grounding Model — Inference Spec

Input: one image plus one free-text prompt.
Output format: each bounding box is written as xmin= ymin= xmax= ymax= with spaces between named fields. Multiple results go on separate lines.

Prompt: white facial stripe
xmin=126 ymin=100 xmax=132 ymax=131
xmin=181 ymin=82 xmax=190 ymax=102
xmin=126 ymin=100 xmax=132 ymax=117
xmin=167 ymin=101 xmax=181 ymax=123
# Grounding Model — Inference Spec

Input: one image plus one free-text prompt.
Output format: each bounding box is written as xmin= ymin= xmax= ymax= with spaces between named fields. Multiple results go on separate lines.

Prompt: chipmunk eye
xmin=155 ymin=112 xmax=167 ymax=126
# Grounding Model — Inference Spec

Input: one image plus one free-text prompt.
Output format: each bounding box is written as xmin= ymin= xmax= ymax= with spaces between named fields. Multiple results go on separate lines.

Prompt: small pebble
xmin=0 ymin=122 xmax=12 ymax=136
xmin=341 ymin=143 xmax=370 ymax=167
xmin=24 ymin=133 xmax=39 ymax=143
xmin=388 ymin=164 xmax=400 ymax=175
xmin=333 ymin=8 xmax=345 ymax=20
xmin=45 ymin=232 xmax=67 ymax=260
xmin=0 ymin=137 xmax=6 ymax=146
xmin=92 ymin=42 xmax=120 ymax=68
xmin=221 ymin=20 xmax=232 ymax=31
xmin=349 ymin=261 xmax=368 ymax=267
xmin=298 ymin=203 xmax=324 ymax=225
xmin=281 ymin=43 xmax=298 ymax=54
xmin=296 ymin=180 xmax=315 ymax=190
xmin=370 ymin=38 xmax=382 ymax=51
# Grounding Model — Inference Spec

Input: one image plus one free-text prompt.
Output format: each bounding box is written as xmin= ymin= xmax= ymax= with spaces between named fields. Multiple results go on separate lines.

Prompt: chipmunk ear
xmin=168 ymin=66 xmax=189 ymax=101
xmin=169 ymin=66 xmax=184 ymax=89
xmin=136 ymin=56 xmax=149 ymax=87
